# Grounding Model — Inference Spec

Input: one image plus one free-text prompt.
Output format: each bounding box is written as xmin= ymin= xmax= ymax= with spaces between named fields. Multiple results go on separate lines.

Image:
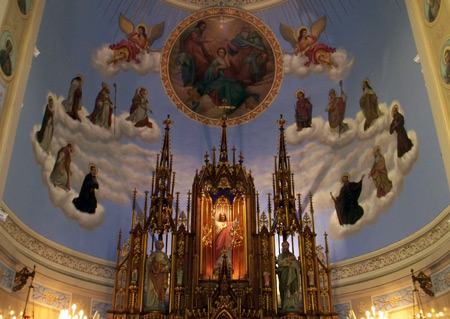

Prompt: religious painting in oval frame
xmin=161 ymin=8 xmax=283 ymax=126
xmin=0 ymin=29 xmax=16 ymax=80
xmin=440 ymin=39 xmax=450 ymax=86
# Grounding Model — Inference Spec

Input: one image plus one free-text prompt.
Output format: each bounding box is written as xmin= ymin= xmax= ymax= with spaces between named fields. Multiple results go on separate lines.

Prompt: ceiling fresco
xmin=3 ymin=0 xmax=449 ymax=262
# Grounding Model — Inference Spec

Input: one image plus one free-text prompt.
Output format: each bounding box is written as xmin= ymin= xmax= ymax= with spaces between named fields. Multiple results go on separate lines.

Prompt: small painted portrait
xmin=0 ymin=31 xmax=16 ymax=78
xmin=17 ymin=0 xmax=31 ymax=15
xmin=161 ymin=8 xmax=283 ymax=126
xmin=440 ymin=42 xmax=450 ymax=85
xmin=424 ymin=0 xmax=441 ymax=23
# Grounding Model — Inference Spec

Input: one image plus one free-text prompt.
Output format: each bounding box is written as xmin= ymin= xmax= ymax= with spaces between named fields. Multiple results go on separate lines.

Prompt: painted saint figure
xmin=176 ymin=20 xmax=213 ymax=86
xmin=126 ymin=87 xmax=153 ymax=128
xmin=0 ymin=39 xmax=13 ymax=76
xmin=276 ymin=241 xmax=301 ymax=311
xmin=325 ymin=81 xmax=348 ymax=135
xmin=389 ymin=105 xmax=413 ymax=158
xmin=195 ymin=47 xmax=255 ymax=110
xmin=36 ymin=96 xmax=55 ymax=153
xmin=331 ymin=173 xmax=365 ymax=225
xmin=62 ymin=75 xmax=83 ymax=122
xmin=50 ymin=142 xmax=75 ymax=191
xmin=280 ymin=17 xmax=336 ymax=68
xmin=227 ymin=25 xmax=268 ymax=85
xmin=214 ymin=209 xmax=239 ymax=266
xmin=145 ymin=240 xmax=170 ymax=310
xmin=360 ymin=78 xmax=382 ymax=130
xmin=107 ymin=14 xmax=164 ymax=65
xmin=72 ymin=164 xmax=99 ymax=214
xmin=369 ymin=146 xmax=392 ymax=198
xmin=294 ymin=89 xmax=312 ymax=131
xmin=87 ymin=82 xmax=115 ymax=128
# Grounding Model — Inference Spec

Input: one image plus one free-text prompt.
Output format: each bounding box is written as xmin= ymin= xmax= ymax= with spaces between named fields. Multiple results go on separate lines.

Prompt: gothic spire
xmin=276 ymin=114 xmax=288 ymax=171
xmin=218 ymin=99 xmax=234 ymax=164
xmin=159 ymin=115 xmax=173 ymax=169
xmin=147 ymin=115 xmax=176 ymax=234
xmin=219 ymin=114 xmax=228 ymax=163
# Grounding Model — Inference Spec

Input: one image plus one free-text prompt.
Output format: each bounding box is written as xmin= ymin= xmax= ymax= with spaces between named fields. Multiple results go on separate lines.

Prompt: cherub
xmin=280 ymin=16 xmax=337 ymax=68
xmin=107 ymin=13 xmax=165 ymax=65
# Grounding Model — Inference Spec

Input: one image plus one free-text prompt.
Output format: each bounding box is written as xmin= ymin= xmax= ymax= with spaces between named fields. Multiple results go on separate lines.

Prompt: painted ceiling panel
xmin=3 ymin=0 xmax=449 ymax=262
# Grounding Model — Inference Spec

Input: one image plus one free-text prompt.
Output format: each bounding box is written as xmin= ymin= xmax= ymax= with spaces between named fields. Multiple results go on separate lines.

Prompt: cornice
xmin=0 ymin=205 xmax=115 ymax=286
xmin=331 ymin=206 xmax=450 ymax=287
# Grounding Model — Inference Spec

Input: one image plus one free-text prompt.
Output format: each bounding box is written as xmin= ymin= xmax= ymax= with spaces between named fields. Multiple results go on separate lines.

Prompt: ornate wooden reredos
xmin=109 ymin=114 xmax=337 ymax=319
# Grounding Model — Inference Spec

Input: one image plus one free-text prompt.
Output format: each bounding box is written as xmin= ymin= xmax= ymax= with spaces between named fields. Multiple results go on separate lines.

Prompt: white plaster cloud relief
xmin=283 ymin=49 xmax=354 ymax=82
xmin=252 ymin=101 xmax=418 ymax=239
xmin=91 ymin=44 xmax=161 ymax=79
xmin=31 ymin=93 xmax=161 ymax=230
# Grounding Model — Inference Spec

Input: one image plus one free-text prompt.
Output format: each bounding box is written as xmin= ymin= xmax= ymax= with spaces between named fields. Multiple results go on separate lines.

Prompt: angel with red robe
xmin=107 ymin=13 xmax=165 ymax=65
xmin=280 ymin=16 xmax=337 ymax=68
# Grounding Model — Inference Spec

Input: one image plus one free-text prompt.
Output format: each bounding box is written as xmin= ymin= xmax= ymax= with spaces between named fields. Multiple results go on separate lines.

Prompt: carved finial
xmin=232 ymin=146 xmax=236 ymax=166
xmin=175 ymin=192 xmax=180 ymax=228
xmin=276 ymin=114 xmax=286 ymax=129
xmin=256 ymin=191 xmax=260 ymax=212
xmin=163 ymin=114 xmax=174 ymax=129
xmin=144 ymin=190 xmax=149 ymax=220
xmin=187 ymin=190 xmax=191 ymax=232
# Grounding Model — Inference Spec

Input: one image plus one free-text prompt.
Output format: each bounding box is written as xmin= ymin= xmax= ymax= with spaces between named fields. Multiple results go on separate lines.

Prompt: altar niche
xmin=200 ymin=192 xmax=247 ymax=280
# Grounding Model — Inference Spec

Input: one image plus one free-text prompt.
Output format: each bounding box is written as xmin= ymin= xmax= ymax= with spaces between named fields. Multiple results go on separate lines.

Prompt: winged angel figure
xmin=107 ymin=14 xmax=165 ymax=65
xmin=280 ymin=16 xmax=337 ymax=68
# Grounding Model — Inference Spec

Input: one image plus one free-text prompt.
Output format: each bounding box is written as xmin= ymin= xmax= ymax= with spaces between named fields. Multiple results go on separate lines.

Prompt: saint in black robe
xmin=73 ymin=173 xmax=99 ymax=214
xmin=335 ymin=180 xmax=364 ymax=225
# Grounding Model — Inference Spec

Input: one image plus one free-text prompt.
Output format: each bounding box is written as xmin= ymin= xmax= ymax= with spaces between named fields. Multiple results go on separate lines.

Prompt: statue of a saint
xmin=145 ymin=240 xmax=171 ymax=310
xmin=276 ymin=241 xmax=301 ymax=311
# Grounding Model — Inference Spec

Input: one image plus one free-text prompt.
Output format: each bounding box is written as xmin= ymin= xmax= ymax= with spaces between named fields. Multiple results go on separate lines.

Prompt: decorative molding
xmin=32 ymin=282 xmax=71 ymax=310
xmin=0 ymin=209 xmax=115 ymax=284
xmin=0 ymin=259 xmax=14 ymax=291
xmin=432 ymin=265 xmax=450 ymax=295
xmin=372 ymin=286 xmax=413 ymax=311
xmin=331 ymin=207 xmax=450 ymax=283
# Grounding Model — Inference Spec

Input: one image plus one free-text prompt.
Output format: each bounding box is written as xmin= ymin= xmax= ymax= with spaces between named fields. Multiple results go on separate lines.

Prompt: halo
xmin=391 ymin=104 xmax=399 ymax=116
xmin=297 ymin=25 xmax=309 ymax=36
xmin=341 ymin=173 xmax=350 ymax=183
xmin=443 ymin=45 xmax=450 ymax=64
xmin=136 ymin=23 xmax=148 ymax=35
xmin=77 ymin=74 xmax=84 ymax=85
xmin=102 ymin=82 xmax=110 ymax=92
xmin=5 ymin=36 xmax=13 ymax=50
xmin=329 ymin=88 xmax=336 ymax=95
xmin=66 ymin=142 xmax=75 ymax=152
xmin=88 ymin=163 xmax=97 ymax=171
xmin=362 ymin=78 xmax=370 ymax=85
xmin=373 ymin=145 xmax=381 ymax=155
xmin=295 ymin=89 xmax=305 ymax=98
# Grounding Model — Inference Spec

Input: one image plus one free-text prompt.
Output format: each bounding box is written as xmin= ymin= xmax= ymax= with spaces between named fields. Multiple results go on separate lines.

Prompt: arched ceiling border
xmin=159 ymin=0 xmax=288 ymax=12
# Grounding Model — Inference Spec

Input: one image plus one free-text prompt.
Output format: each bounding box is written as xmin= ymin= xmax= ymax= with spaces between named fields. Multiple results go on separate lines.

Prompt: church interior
xmin=0 ymin=0 xmax=449 ymax=318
